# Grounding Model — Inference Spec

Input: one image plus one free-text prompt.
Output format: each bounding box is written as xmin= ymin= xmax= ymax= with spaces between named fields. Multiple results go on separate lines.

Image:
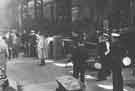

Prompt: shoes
xmin=39 ymin=63 xmax=45 ymax=66
xmin=81 ymin=82 xmax=87 ymax=91
xmin=39 ymin=61 xmax=45 ymax=66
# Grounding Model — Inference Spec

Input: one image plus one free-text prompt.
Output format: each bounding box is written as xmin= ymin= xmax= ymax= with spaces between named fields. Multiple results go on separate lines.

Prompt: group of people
xmin=97 ymin=30 xmax=124 ymax=91
xmin=0 ymin=30 xmax=38 ymax=60
xmin=21 ymin=30 xmax=38 ymax=57
xmin=0 ymin=27 xmax=123 ymax=91
xmin=21 ymin=30 xmax=54 ymax=65
xmin=70 ymin=29 xmax=124 ymax=91
xmin=3 ymin=30 xmax=21 ymax=60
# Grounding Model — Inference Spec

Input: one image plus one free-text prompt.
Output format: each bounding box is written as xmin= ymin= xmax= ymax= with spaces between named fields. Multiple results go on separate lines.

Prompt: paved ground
xmin=5 ymin=56 xmax=135 ymax=91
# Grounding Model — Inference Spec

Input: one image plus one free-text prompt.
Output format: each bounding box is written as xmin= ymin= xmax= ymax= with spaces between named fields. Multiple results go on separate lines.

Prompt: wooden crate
xmin=56 ymin=75 xmax=82 ymax=91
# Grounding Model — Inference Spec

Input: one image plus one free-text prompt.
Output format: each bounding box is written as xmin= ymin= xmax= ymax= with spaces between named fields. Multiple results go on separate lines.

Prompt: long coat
xmin=37 ymin=35 xmax=48 ymax=59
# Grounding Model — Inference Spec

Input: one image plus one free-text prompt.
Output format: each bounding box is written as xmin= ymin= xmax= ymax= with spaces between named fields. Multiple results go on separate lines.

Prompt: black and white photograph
xmin=0 ymin=0 xmax=134 ymax=91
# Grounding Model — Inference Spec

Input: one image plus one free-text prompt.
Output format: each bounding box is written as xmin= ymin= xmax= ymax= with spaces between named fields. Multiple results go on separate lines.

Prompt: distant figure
xmin=0 ymin=36 xmax=9 ymax=58
xmin=13 ymin=33 xmax=21 ymax=58
xmin=21 ymin=30 xmax=29 ymax=56
xmin=6 ymin=32 xmax=14 ymax=59
xmin=37 ymin=33 xmax=46 ymax=65
xmin=28 ymin=30 xmax=38 ymax=57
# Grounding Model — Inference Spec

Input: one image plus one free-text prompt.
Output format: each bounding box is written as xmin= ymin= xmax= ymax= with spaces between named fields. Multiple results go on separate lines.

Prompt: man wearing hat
xmin=107 ymin=32 xmax=124 ymax=91
xmin=100 ymin=31 xmax=124 ymax=91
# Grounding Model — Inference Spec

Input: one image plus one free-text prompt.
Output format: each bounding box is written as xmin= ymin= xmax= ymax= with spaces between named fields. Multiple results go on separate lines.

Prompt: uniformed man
xmin=99 ymin=32 xmax=124 ymax=91
xmin=104 ymin=17 xmax=124 ymax=91
xmin=108 ymin=34 xmax=124 ymax=91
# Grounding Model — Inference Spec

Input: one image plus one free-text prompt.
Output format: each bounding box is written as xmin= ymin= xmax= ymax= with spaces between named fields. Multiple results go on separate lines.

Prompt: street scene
xmin=0 ymin=0 xmax=135 ymax=91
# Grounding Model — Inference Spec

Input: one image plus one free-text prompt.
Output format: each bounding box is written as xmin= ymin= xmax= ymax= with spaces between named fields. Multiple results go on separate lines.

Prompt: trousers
xmin=73 ymin=59 xmax=86 ymax=83
xmin=106 ymin=54 xmax=123 ymax=91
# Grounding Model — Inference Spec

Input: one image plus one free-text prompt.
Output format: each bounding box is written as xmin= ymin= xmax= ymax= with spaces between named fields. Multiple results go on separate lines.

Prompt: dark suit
xmin=106 ymin=41 xmax=124 ymax=91
xmin=71 ymin=39 xmax=88 ymax=83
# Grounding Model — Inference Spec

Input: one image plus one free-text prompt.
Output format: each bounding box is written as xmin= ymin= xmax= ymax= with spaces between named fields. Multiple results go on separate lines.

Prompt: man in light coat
xmin=37 ymin=34 xmax=46 ymax=65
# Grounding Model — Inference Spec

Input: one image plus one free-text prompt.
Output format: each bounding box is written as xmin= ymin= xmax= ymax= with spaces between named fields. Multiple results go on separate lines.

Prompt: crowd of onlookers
xmin=0 ymin=29 xmax=89 ymax=62
xmin=1 ymin=30 xmax=21 ymax=60
xmin=0 ymin=29 xmax=88 ymax=65
xmin=0 ymin=29 xmax=56 ymax=62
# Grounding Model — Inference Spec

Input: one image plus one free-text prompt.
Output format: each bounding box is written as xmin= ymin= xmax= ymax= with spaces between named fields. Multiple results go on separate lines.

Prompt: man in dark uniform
xmin=71 ymin=31 xmax=88 ymax=84
xmin=103 ymin=33 xmax=124 ymax=91
xmin=98 ymin=14 xmax=124 ymax=91
xmin=109 ymin=35 xmax=124 ymax=91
